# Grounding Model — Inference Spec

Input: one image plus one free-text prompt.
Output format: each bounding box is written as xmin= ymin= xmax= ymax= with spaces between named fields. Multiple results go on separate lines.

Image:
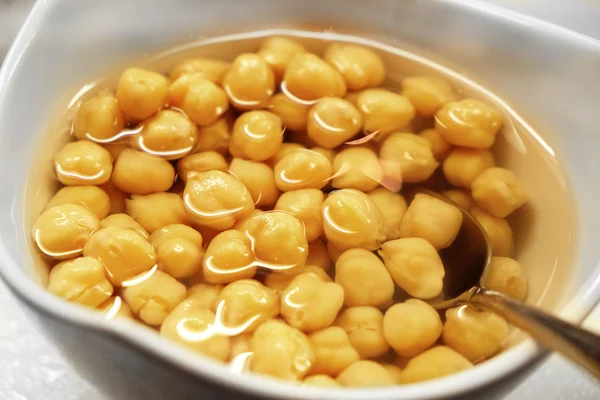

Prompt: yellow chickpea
xmin=112 ymin=148 xmax=175 ymax=194
xmin=356 ymin=89 xmax=415 ymax=136
xmin=257 ymin=37 xmax=306 ymax=81
xmin=54 ymin=140 xmax=113 ymax=186
xmin=155 ymin=238 xmax=203 ymax=279
xmin=274 ymin=189 xmax=324 ymax=242
xmin=324 ymin=43 xmax=385 ymax=91
xmin=149 ymin=224 xmax=202 ymax=247
xmin=441 ymin=189 xmax=474 ymax=211
xmin=306 ymin=97 xmax=363 ymax=148
xmin=310 ymin=147 xmax=336 ymax=164
xmin=98 ymin=296 xmax=134 ymax=320
xmin=471 ymin=207 xmax=514 ymax=257
xmin=335 ymin=249 xmax=393 ymax=307
xmin=167 ymin=73 xmax=229 ymax=126
xmin=443 ymin=306 xmax=509 ymax=362
xmin=183 ymin=170 xmax=255 ymax=230
xmin=229 ymin=332 xmax=253 ymax=361
xmin=193 ymin=112 xmax=233 ymax=155
xmin=186 ymin=283 xmax=223 ymax=312
xmin=436 ymin=99 xmax=503 ymax=149
xmin=419 ymin=128 xmax=453 ymax=161
xmin=101 ymin=143 xmax=128 ymax=164
xmin=484 ymin=256 xmax=527 ymax=300
xmin=169 ymin=57 xmax=230 ymax=83
xmin=73 ymin=90 xmax=125 ymax=141
xmin=472 ymin=167 xmax=528 ymax=218
xmin=46 ymin=186 xmax=110 ymax=220
xmin=334 ymin=306 xmax=389 ymax=359
xmin=306 ymin=239 xmax=333 ymax=271
xmin=217 ymin=279 xmax=279 ymax=333
xmin=283 ymin=53 xmax=346 ymax=101
xmin=400 ymin=193 xmax=463 ymax=250
xmin=266 ymin=142 xmax=305 ymax=168
xmin=337 ymin=361 xmax=395 ymax=387
xmin=308 ymin=326 xmax=360 ymax=376
xmin=264 ymin=266 xmax=332 ymax=292
xmin=244 ymin=211 xmax=308 ymax=274
xmin=229 ymin=158 xmax=279 ymax=208
xmin=177 ymin=151 xmax=228 ymax=184
xmin=160 ymin=300 xmax=230 ymax=361
xmin=99 ymin=180 xmax=127 ymax=214
xmin=303 ymin=375 xmax=341 ymax=388
xmin=379 ymin=238 xmax=445 ymax=299
xmin=250 ymin=319 xmax=315 ymax=381
xmin=47 ymin=256 xmax=113 ymax=308
xmin=331 ymin=147 xmax=383 ymax=192
xmin=268 ymin=93 xmax=309 ymax=132
xmin=82 ymin=226 xmax=156 ymax=286
xmin=379 ymin=132 xmax=438 ymax=184
xmin=229 ymin=111 xmax=283 ymax=161
xmin=231 ymin=209 xmax=264 ymax=231
xmin=402 ymin=76 xmax=458 ymax=117
xmin=222 ymin=53 xmax=275 ymax=110
xmin=382 ymin=363 xmax=403 ymax=384
xmin=126 ymin=192 xmax=190 ymax=233
xmin=274 ymin=149 xmax=332 ymax=192
xmin=116 ymin=67 xmax=168 ymax=120
xmin=133 ymin=110 xmax=197 ymax=160
xmin=203 ymin=230 xmax=257 ymax=284
xmin=383 ymin=299 xmax=442 ymax=358
xmin=32 ymin=204 xmax=99 ymax=259
xmin=443 ymin=148 xmax=495 ymax=189
xmin=322 ymin=189 xmax=386 ymax=251
xmin=367 ymin=188 xmax=407 ymax=241
xmin=99 ymin=213 xmax=149 ymax=239
xmin=398 ymin=346 xmax=472 ymax=384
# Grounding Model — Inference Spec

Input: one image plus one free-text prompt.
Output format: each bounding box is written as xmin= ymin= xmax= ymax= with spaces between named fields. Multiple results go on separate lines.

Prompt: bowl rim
xmin=1 ymin=0 xmax=600 ymax=398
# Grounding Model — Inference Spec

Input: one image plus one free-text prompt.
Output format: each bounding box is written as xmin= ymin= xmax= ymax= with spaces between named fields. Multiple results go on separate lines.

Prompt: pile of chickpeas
xmin=32 ymin=36 xmax=530 ymax=388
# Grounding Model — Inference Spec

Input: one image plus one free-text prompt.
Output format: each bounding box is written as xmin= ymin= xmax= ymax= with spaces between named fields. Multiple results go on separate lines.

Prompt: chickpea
xmin=116 ymin=67 xmax=168 ymax=120
xmin=134 ymin=110 xmax=197 ymax=159
xmin=126 ymin=192 xmax=190 ymax=233
xmin=310 ymin=147 xmax=336 ymax=164
xmin=54 ymin=140 xmax=113 ymax=186
xmin=275 ymin=189 xmax=323 ymax=242
xmin=169 ymin=57 xmax=230 ymax=83
xmin=250 ymin=319 xmax=315 ymax=381
xmin=419 ymin=128 xmax=453 ymax=161
xmin=229 ymin=158 xmax=279 ymax=208
xmin=160 ymin=299 xmax=230 ymax=361
xmin=229 ymin=332 xmax=253 ymax=360
xmin=257 ymin=37 xmax=306 ymax=81
xmin=402 ymin=76 xmax=457 ymax=117
xmin=99 ymin=213 xmax=149 ymax=239
xmin=102 ymin=143 xmax=128 ymax=164
xmin=268 ymin=93 xmax=309 ymax=132
xmin=267 ymin=142 xmax=305 ymax=168
xmin=73 ymin=90 xmax=125 ymax=141
xmin=264 ymin=266 xmax=332 ymax=292
xmin=186 ymin=283 xmax=223 ymax=312
xmin=382 ymin=363 xmax=403 ymax=384
xmin=436 ymin=99 xmax=502 ymax=149
xmin=99 ymin=180 xmax=127 ymax=214
xmin=32 ymin=204 xmax=99 ymax=259
xmin=337 ymin=361 xmax=395 ymax=387
xmin=443 ymin=306 xmax=509 ymax=362
xmin=274 ymin=149 xmax=332 ymax=192
xmin=379 ymin=238 xmax=445 ymax=299
xmin=245 ymin=211 xmax=309 ymax=274
xmin=177 ymin=151 xmax=228 ymax=184
xmin=193 ymin=224 xmax=221 ymax=247
xmin=306 ymin=97 xmax=362 ymax=148
xmin=231 ymin=209 xmax=264 ymax=231
xmin=471 ymin=207 xmax=514 ymax=257
xmin=356 ymin=89 xmax=415 ymax=136
xmin=112 ymin=148 xmax=175 ymax=194
xmin=47 ymin=256 xmax=113 ymax=308
xmin=218 ymin=279 xmax=279 ymax=333
xmin=229 ymin=111 xmax=283 ymax=161
xmin=335 ymin=249 xmax=393 ymax=307
xmin=379 ymin=132 xmax=438 ymax=184
xmin=46 ymin=186 xmax=110 ymax=220
xmin=327 ymin=241 xmax=345 ymax=264
xmin=303 ymin=375 xmax=341 ymax=388
xmin=155 ymin=238 xmax=203 ymax=279
xmin=322 ymin=189 xmax=386 ymax=251
xmin=324 ymin=43 xmax=385 ymax=91
xmin=168 ymin=73 xmax=229 ymax=126
xmin=222 ymin=53 xmax=275 ymax=110
xmin=484 ymin=256 xmax=527 ymax=300
xmin=398 ymin=346 xmax=472 ymax=384
xmin=149 ymin=224 xmax=202 ymax=248
xmin=281 ymin=272 xmax=344 ymax=332
xmin=331 ymin=147 xmax=383 ymax=192
xmin=443 ymin=148 xmax=495 ymax=189
xmin=203 ymin=230 xmax=257 ymax=284
xmin=283 ymin=53 xmax=346 ymax=101
xmin=334 ymin=307 xmax=389 ymax=359
xmin=308 ymin=326 xmax=360 ymax=376
xmin=82 ymin=226 xmax=156 ymax=285
xmin=472 ymin=167 xmax=528 ymax=218
xmin=367 ymin=188 xmax=407 ymax=241
xmin=193 ymin=112 xmax=233 ymax=155
xmin=441 ymin=189 xmax=474 ymax=211
xmin=306 ymin=239 xmax=333 ymax=271
xmin=98 ymin=296 xmax=134 ymax=319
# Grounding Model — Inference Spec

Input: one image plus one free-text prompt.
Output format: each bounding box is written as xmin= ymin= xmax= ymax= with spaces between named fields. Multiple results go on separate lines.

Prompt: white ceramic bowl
xmin=1 ymin=0 xmax=600 ymax=398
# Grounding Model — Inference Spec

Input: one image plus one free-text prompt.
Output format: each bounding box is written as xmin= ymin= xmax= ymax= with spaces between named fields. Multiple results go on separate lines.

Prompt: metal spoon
xmin=413 ymin=188 xmax=600 ymax=378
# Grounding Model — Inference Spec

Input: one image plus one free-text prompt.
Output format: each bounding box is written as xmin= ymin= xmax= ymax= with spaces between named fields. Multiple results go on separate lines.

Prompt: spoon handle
xmin=470 ymin=289 xmax=600 ymax=378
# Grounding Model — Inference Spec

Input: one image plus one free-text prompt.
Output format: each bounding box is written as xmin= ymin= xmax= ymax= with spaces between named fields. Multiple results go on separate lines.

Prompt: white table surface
xmin=1 ymin=1 xmax=600 ymax=399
